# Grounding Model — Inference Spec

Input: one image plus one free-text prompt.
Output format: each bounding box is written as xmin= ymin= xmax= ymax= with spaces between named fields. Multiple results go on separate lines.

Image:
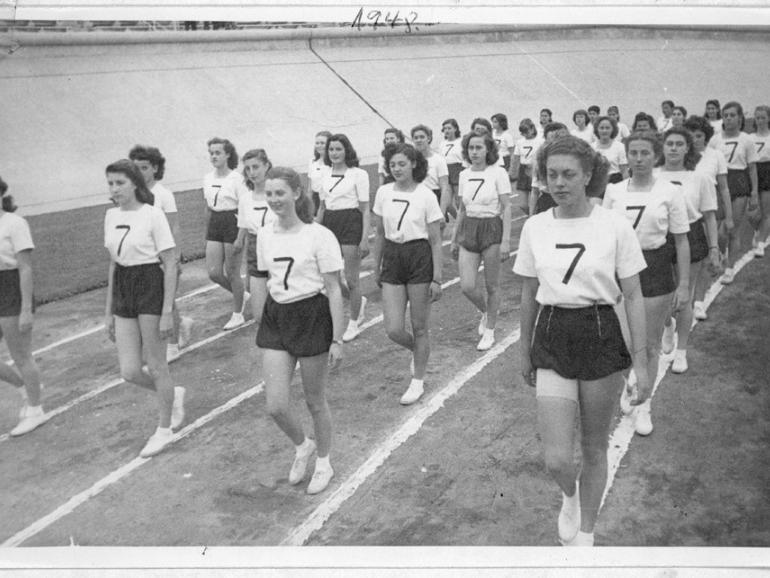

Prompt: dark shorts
xmin=640 ymin=244 xmax=675 ymax=298
xmin=757 ymin=161 xmax=770 ymax=193
xmin=608 ymin=172 xmax=624 ymax=184
xmin=531 ymin=304 xmax=631 ymax=381
xmin=535 ymin=192 xmax=557 ymax=214
xmin=516 ymin=165 xmax=532 ymax=193
xmin=256 ymin=293 xmax=332 ymax=357
xmin=112 ymin=263 xmax=164 ymax=318
xmin=246 ymin=232 xmax=268 ymax=278
xmin=206 ymin=209 xmax=239 ymax=244
xmin=727 ymin=168 xmax=751 ymax=200
xmin=502 ymin=156 xmax=511 ymax=171
xmin=323 ymin=208 xmax=363 ymax=246
xmin=380 ymin=239 xmax=433 ymax=285
xmin=458 ymin=216 xmax=503 ymax=254
xmin=668 ymin=218 xmax=708 ymax=264
xmin=311 ymin=191 xmax=321 ymax=216
xmin=0 ymin=269 xmax=22 ymax=317
xmin=447 ymin=163 xmax=463 ymax=186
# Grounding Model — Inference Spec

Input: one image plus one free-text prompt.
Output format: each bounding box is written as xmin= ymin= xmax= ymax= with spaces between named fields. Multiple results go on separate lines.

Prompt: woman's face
xmin=596 ymin=119 xmax=614 ymax=141
xmin=412 ymin=130 xmax=430 ymax=153
xmin=627 ymin=139 xmax=656 ymax=176
xmin=383 ymin=132 xmax=399 ymax=146
xmin=209 ymin=143 xmax=228 ymax=169
xmin=635 ymin=120 xmax=651 ymax=132
xmin=661 ymin=102 xmax=673 ymax=117
xmin=132 ymin=159 xmax=156 ymax=185
xmin=442 ymin=123 xmax=457 ymax=140
xmin=491 ymin=118 xmax=501 ymax=131
xmin=574 ymin=114 xmax=587 ymax=129
xmin=467 ymin=136 xmax=488 ymax=166
xmin=663 ymin=132 xmax=688 ymax=167
xmin=706 ymin=102 xmax=719 ymax=119
xmin=388 ymin=152 xmax=416 ymax=184
xmin=243 ymin=157 xmax=269 ymax=185
xmin=755 ymin=109 xmax=769 ymax=130
xmin=691 ymin=130 xmax=707 ymax=152
xmin=265 ymin=177 xmax=298 ymax=217
xmin=722 ymin=106 xmax=741 ymax=132
xmin=539 ymin=111 xmax=551 ymax=126
xmin=588 ymin=110 xmax=598 ymax=123
xmin=314 ymin=135 xmax=328 ymax=156
xmin=546 ymin=154 xmax=589 ymax=207
xmin=472 ymin=123 xmax=488 ymax=136
xmin=671 ymin=109 xmax=685 ymax=127
xmin=107 ymin=171 xmax=137 ymax=206
xmin=327 ymin=140 xmax=347 ymax=165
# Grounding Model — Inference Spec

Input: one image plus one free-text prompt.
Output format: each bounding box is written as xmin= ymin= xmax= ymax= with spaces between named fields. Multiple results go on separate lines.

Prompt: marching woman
xmin=607 ymin=106 xmax=631 ymax=143
xmin=451 ymin=131 xmax=512 ymax=351
xmin=372 ymin=143 xmax=444 ymax=405
xmin=378 ymin=128 xmax=406 ymax=186
xmin=316 ymin=134 xmax=370 ymax=342
xmin=307 ymin=131 xmax=332 ymax=216
xmin=670 ymin=106 xmax=687 ymax=129
xmin=514 ymin=136 xmax=650 ymax=547
xmin=750 ymin=105 xmax=770 ymax=257
xmin=104 ymin=160 xmax=184 ymax=457
xmin=411 ymin=124 xmax=451 ymax=219
xmin=570 ymin=109 xmax=596 ymax=144
xmin=603 ymin=131 xmax=690 ymax=436
xmin=440 ymin=118 xmax=464 ymax=220
xmin=655 ymin=127 xmax=721 ymax=373
xmin=233 ymin=149 xmax=275 ymax=322
xmin=709 ymin=101 xmax=759 ymax=283
xmin=0 ymin=177 xmax=49 ymax=436
xmin=704 ymin=99 xmax=723 ymax=132
xmin=511 ymin=118 xmax=543 ymax=214
xmin=203 ymin=137 xmax=248 ymax=330
xmin=255 ymin=167 xmax=344 ymax=495
xmin=491 ymin=113 xmax=516 ymax=171
xmin=592 ymin=116 xmax=628 ymax=184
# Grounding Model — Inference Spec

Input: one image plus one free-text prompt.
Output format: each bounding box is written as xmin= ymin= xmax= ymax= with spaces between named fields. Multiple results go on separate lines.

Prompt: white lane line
xmin=281 ymin=328 xmax=521 ymax=546
xmin=516 ymin=45 xmax=588 ymax=108
xmin=601 ymin=245 xmax=761 ymax=509
xmin=1 ymin=381 xmax=265 ymax=547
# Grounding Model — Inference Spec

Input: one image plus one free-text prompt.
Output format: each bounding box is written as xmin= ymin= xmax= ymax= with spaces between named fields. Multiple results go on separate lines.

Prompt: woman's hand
xmin=672 ymin=283 xmax=690 ymax=312
xmin=500 ymin=240 xmax=511 ymax=261
xmin=707 ymin=248 xmax=723 ymax=276
xmin=18 ymin=310 xmax=34 ymax=333
xmin=520 ymin=355 xmax=536 ymax=388
xmin=159 ymin=312 xmax=174 ymax=341
xmin=232 ymin=237 xmax=244 ymax=252
xmin=429 ymin=280 xmax=442 ymax=302
xmin=105 ymin=314 xmax=115 ymax=342
xmin=328 ymin=342 xmax=343 ymax=368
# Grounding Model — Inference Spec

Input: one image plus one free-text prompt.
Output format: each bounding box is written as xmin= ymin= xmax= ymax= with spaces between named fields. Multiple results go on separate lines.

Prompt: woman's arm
xmin=428 ymin=220 xmax=443 ymax=301
xmin=672 ymin=232 xmax=691 ymax=311
xmin=703 ymin=210 xmax=721 ymax=272
xmin=15 ymin=249 xmax=34 ymax=333
xmin=619 ymin=274 xmax=651 ymax=403
xmin=509 ymin=154 xmax=521 ymax=183
xmin=749 ymin=162 xmax=759 ymax=208
xmin=322 ymin=270 xmax=345 ymax=367
xmin=105 ymin=260 xmax=116 ymax=342
xmin=358 ymin=201 xmax=371 ymax=258
xmin=519 ymin=276 xmax=539 ymax=387
xmin=499 ymin=194 xmax=512 ymax=260
xmin=315 ymin=200 xmax=326 ymax=224
xmin=717 ymin=173 xmax=733 ymax=231
xmin=371 ymin=214 xmax=385 ymax=287
xmin=438 ymin=175 xmax=452 ymax=218
xmin=450 ymin=200 xmax=466 ymax=260
xmin=158 ymin=248 xmax=178 ymax=340
xmin=233 ymin=227 xmax=247 ymax=251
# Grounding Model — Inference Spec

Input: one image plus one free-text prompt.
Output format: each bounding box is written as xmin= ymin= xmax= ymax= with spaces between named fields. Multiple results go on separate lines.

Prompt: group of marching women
xmin=1 ymin=96 xmax=768 ymax=543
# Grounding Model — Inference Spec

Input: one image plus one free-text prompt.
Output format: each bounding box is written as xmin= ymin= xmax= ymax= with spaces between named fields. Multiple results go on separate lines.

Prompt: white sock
xmin=155 ymin=426 xmax=172 ymax=436
xmin=315 ymin=455 xmax=331 ymax=470
xmin=483 ymin=328 xmax=494 ymax=339
xmin=295 ymin=437 xmax=312 ymax=453
xmin=576 ymin=531 xmax=594 ymax=542
xmin=410 ymin=378 xmax=424 ymax=388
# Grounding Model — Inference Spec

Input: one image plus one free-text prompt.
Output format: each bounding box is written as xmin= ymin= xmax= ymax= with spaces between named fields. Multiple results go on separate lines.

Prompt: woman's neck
xmin=555 ymin=199 xmax=592 ymax=219
xmin=332 ymin=162 xmax=347 ymax=173
xmin=276 ymin=213 xmax=302 ymax=230
xmin=470 ymin=162 xmax=487 ymax=171
xmin=723 ymin=127 xmax=740 ymax=137
xmin=756 ymin=126 xmax=770 ymax=136
xmin=119 ymin=198 xmax=142 ymax=211
xmin=393 ymin=179 xmax=416 ymax=192
xmin=630 ymin=171 xmax=654 ymax=189
xmin=251 ymin=182 xmax=265 ymax=195
xmin=664 ymin=161 xmax=685 ymax=172
xmin=215 ymin=166 xmax=230 ymax=178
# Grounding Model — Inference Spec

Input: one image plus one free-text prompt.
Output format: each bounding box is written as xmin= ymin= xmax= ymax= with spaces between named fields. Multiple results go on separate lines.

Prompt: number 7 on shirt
xmin=555 ymin=243 xmax=585 ymax=284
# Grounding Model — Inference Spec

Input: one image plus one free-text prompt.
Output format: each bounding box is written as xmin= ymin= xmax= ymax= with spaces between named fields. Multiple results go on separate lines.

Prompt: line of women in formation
xmin=1 ymin=98 xmax=768 ymax=545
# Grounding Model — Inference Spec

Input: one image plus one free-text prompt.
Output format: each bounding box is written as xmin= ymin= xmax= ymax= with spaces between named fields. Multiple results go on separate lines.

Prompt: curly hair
xmin=241 ymin=148 xmax=272 ymax=190
xmin=325 ymin=133 xmax=360 ymax=168
xmin=207 ymin=137 xmax=239 ymax=170
xmin=461 ymin=131 xmax=499 ymax=166
xmin=660 ymin=127 xmax=701 ymax=170
xmin=593 ymin=116 xmax=619 ymax=140
xmin=535 ymin=135 xmax=609 ymax=198
xmin=128 ymin=145 xmax=166 ymax=180
xmin=383 ymin=143 xmax=428 ymax=183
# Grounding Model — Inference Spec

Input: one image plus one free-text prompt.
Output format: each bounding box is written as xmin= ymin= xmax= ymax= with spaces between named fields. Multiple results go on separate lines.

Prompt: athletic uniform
xmin=308 ymin=158 xmax=330 ymax=215
xmin=204 ymin=170 xmax=243 ymax=244
xmin=373 ymin=182 xmax=443 ymax=285
xmin=422 ymin=153 xmax=449 ymax=206
xmin=710 ymin=119 xmax=723 ymax=132
xmin=695 ymin=147 xmax=729 ymax=220
xmin=615 ymin=122 xmax=631 ymax=143
xmin=441 ymin=137 xmax=465 ymax=186
xmin=378 ymin=156 xmax=394 ymax=185
xmin=493 ymin=130 xmax=515 ymax=170
xmin=457 ymin=165 xmax=511 ymax=253
xmin=752 ymin=132 xmax=770 ymax=192
xmin=709 ymin=131 xmax=758 ymax=199
xmin=603 ymin=179 xmax=689 ymax=297
xmin=0 ymin=212 xmax=34 ymax=317
xmin=321 ymin=167 xmax=369 ymax=246
xmin=570 ymin=126 xmax=596 ymax=144
xmin=237 ymin=187 xmax=276 ymax=278
xmin=514 ymin=135 xmax=543 ymax=194
xmin=105 ymin=203 xmax=175 ymax=318
xmin=513 ymin=205 xmax=646 ymax=396
xmin=657 ymin=116 xmax=674 ymax=133
xmin=256 ymin=222 xmax=343 ymax=357
xmin=151 ymin=182 xmax=177 ymax=215
xmin=593 ymin=140 xmax=627 ymax=184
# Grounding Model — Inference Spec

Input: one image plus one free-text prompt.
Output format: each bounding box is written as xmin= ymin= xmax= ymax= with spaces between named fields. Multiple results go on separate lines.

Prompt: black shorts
xmin=311 ymin=191 xmax=321 ymax=216
xmin=323 ymin=208 xmax=363 ymax=246
xmin=112 ymin=263 xmax=164 ymax=318
xmin=516 ymin=165 xmax=532 ymax=193
xmin=535 ymin=192 xmax=557 ymax=214
xmin=458 ymin=216 xmax=503 ymax=253
xmin=447 ymin=163 xmax=463 ymax=186
xmin=608 ymin=172 xmax=623 ymax=184
xmin=639 ymin=244 xmax=675 ymax=298
xmin=256 ymin=293 xmax=332 ymax=357
xmin=757 ymin=161 xmax=770 ymax=193
xmin=246 ymin=232 xmax=267 ymax=278
xmin=0 ymin=269 xmax=22 ymax=317
xmin=206 ymin=209 xmax=239 ymax=244
xmin=531 ymin=304 xmax=631 ymax=381
xmin=668 ymin=218 xmax=708 ymax=264
xmin=380 ymin=239 xmax=433 ymax=285
xmin=727 ymin=168 xmax=751 ymax=200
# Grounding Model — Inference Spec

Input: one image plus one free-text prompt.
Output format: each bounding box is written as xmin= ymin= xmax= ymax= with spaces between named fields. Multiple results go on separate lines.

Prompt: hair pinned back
xmin=128 ymin=145 xmax=166 ymax=180
xmin=536 ymin=135 xmax=609 ymax=197
xmin=0 ymin=176 xmax=17 ymax=212
xmin=266 ymin=166 xmax=314 ymax=223
xmin=105 ymin=159 xmax=155 ymax=205
xmin=207 ymin=137 xmax=239 ymax=169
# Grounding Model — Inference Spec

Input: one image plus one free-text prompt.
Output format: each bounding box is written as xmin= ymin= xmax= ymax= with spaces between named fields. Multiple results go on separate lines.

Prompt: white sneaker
xmin=558 ymin=482 xmax=581 ymax=544
xmin=562 ymin=531 xmax=594 ymax=547
xmin=478 ymin=312 xmax=488 ymax=336
xmin=671 ymin=350 xmax=688 ymax=374
xmin=166 ymin=343 xmax=181 ymax=362
xmin=171 ymin=386 xmax=186 ymax=430
xmin=139 ymin=428 xmax=174 ymax=458
xmin=635 ymin=401 xmax=653 ymax=436
xmin=754 ymin=242 xmax=765 ymax=258
xmin=223 ymin=312 xmax=245 ymax=331
xmin=661 ymin=318 xmax=676 ymax=355
xmin=477 ymin=329 xmax=495 ymax=351
xmin=18 ymin=402 xmax=28 ymax=421
xmin=342 ymin=319 xmax=361 ymax=342
xmin=288 ymin=439 xmax=316 ymax=485
xmin=307 ymin=463 xmax=335 ymax=495
xmin=178 ymin=316 xmax=194 ymax=349
xmin=693 ymin=301 xmax=707 ymax=321
xmin=357 ymin=296 xmax=367 ymax=324
xmin=10 ymin=405 xmax=50 ymax=437
xmin=721 ymin=267 xmax=735 ymax=285
xmin=400 ymin=380 xmax=424 ymax=405
xmin=241 ymin=291 xmax=251 ymax=315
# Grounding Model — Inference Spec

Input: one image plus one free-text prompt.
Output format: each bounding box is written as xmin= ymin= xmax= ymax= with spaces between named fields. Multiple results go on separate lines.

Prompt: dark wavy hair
xmin=241 ymin=148 xmax=272 ymax=190
xmin=536 ymin=135 xmax=610 ymax=198
xmin=325 ymin=133 xmax=360 ymax=168
xmin=128 ymin=145 xmax=166 ymax=180
xmin=593 ymin=116 xmax=619 ymax=140
xmin=106 ymin=159 xmax=155 ymax=205
xmin=383 ymin=143 xmax=428 ymax=183
xmin=572 ymin=109 xmax=589 ymax=125
xmin=471 ymin=117 xmax=493 ymax=135
xmin=411 ymin=124 xmax=433 ymax=143
xmin=313 ymin=131 xmax=332 ymax=161
xmin=441 ymin=118 xmax=460 ymax=140
xmin=519 ymin=118 xmax=537 ymax=138
xmin=491 ymin=113 xmax=509 ymax=131
xmin=266 ymin=166 xmax=314 ymax=224
xmin=660 ymin=127 xmax=701 ymax=170
xmin=684 ymin=115 xmax=715 ymax=144
xmin=661 ymin=100 xmax=675 ymax=109
xmin=704 ymin=99 xmax=721 ymax=120
xmin=672 ymin=106 xmax=688 ymax=121
xmin=588 ymin=105 xmax=601 ymax=116
xmin=383 ymin=128 xmax=406 ymax=146
xmin=543 ymin=122 xmax=569 ymax=140
xmin=0 ymin=176 xmax=16 ymax=212
xmin=461 ymin=131 xmax=499 ymax=166
xmin=624 ymin=130 xmax=663 ymax=160
xmin=540 ymin=108 xmax=553 ymax=122
xmin=722 ymin=101 xmax=746 ymax=131
xmin=632 ymin=112 xmax=658 ymax=132
xmin=207 ymin=137 xmax=239 ymax=170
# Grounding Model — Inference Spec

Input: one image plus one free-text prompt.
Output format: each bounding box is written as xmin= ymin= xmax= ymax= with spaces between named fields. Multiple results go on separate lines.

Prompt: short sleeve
xmin=237 ymin=191 xmax=249 ymax=228
xmin=614 ymin=216 xmax=646 ymax=279
xmin=151 ymin=207 xmax=176 ymax=253
xmin=10 ymin=216 xmax=34 ymax=253
xmin=716 ymin=150 xmax=727 ymax=174
xmin=616 ymin=142 xmax=628 ymax=166
xmin=103 ymin=210 xmax=112 ymax=249
xmin=512 ymin=219 xmax=536 ymax=277
xmin=378 ymin=157 xmax=387 ymax=176
xmin=668 ymin=188 xmax=690 ymax=235
xmin=256 ymin=227 xmax=266 ymax=271
xmin=745 ymin=137 xmax=759 ymax=164
xmin=356 ymin=169 xmax=370 ymax=203
xmin=495 ymin=167 xmax=512 ymax=196
xmin=696 ymin=172 xmax=717 ymax=213
xmin=372 ymin=185 xmax=386 ymax=216
xmin=503 ymin=133 xmax=515 ymax=149
xmin=424 ymin=187 xmax=444 ymax=224
xmin=315 ymin=226 xmax=344 ymax=273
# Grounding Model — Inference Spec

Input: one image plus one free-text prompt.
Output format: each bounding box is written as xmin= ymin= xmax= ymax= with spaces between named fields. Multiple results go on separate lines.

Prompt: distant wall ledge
xmin=6 ymin=23 xmax=770 ymax=48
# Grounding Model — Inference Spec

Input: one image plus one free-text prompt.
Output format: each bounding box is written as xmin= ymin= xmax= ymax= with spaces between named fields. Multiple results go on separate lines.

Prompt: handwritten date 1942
xmin=351 ymin=8 xmax=419 ymax=33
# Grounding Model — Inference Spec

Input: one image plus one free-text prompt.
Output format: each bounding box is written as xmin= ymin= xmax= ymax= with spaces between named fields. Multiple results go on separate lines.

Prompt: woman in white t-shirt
xmin=0 ymin=177 xmax=49 ymax=437
xmin=378 ymin=128 xmax=406 ymax=187
xmin=607 ymin=106 xmax=631 ymax=143
xmin=316 ymin=134 xmax=371 ymax=343
xmin=411 ymin=124 xmax=451 ymax=221
xmin=307 ymin=131 xmax=331 ymax=216
xmin=704 ymin=99 xmax=723 ymax=132
xmin=511 ymin=118 xmax=543 ymax=214
xmin=603 ymin=131 xmax=690 ymax=437
xmin=372 ymin=143 xmax=444 ymax=406
xmin=104 ymin=160 xmax=182 ymax=458
xmin=751 ymin=105 xmax=770 ymax=256
xmin=514 ymin=136 xmax=650 ymax=547
xmin=592 ymin=116 xmax=628 ymax=184
xmin=440 ymin=118 xmax=463 ymax=219
xmin=255 ymin=167 xmax=344 ymax=495
xmin=129 ymin=145 xmax=193 ymax=361
xmin=203 ymin=137 xmax=248 ymax=330
xmin=491 ymin=113 xmax=516 ymax=172
xmin=570 ymin=109 xmax=595 ymax=144
xmin=452 ymin=131 xmax=512 ymax=351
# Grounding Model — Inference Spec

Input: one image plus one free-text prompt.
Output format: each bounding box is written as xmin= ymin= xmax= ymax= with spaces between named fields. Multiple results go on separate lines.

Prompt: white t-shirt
xmin=321 ymin=167 xmax=369 ymax=211
xmin=459 ymin=165 xmax=512 ymax=218
xmin=593 ymin=140 xmax=628 ymax=174
xmin=514 ymin=136 xmax=543 ymax=166
xmin=237 ymin=187 xmax=275 ymax=235
xmin=104 ymin=203 xmax=175 ymax=266
xmin=151 ymin=182 xmax=177 ymax=214
xmin=752 ymin=132 xmax=770 ymax=163
xmin=203 ymin=170 xmax=243 ymax=211
xmin=373 ymin=183 xmax=443 ymax=243
xmin=709 ymin=132 xmax=758 ymax=170
xmin=655 ymin=169 xmax=717 ymax=223
xmin=0 ymin=212 xmax=34 ymax=270
xmin=493 ymin=130 xmax=515 ymax=158
xmin=422 ymin=153 xmax=449 ymax=190
xmin=603 ymin=178 xmax=690 ymax=250
xmin=308 ymin=158 xmax=330 ymax=194
xmin=710 ymin=119 xmax=723 ymax=132
xmin=440 ymin=138 xmax=464 ymax=165
xmin=513 ymin=205 xmax=646 ymax=307
xmin=657 ymin=116 xmax=674 ymax=133
xmin=615 ymin=122 xmax=631 ymax=143
xmin=257 ymin=222 xmax=343 ymax=304
xmin=695 ymin=146 xmax=728 ymax=186
xmin=571 ymin=126 xmax=596 ymax=144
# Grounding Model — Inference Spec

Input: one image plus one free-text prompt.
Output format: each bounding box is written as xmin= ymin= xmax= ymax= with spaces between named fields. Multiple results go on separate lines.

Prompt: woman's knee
xmin=304 ymin=393 xmax=328 ymax=416
xmin=120 ymin=364 xmax=146 ymax=384
xmin=544 ymin=449 xmax=573 ymax=478
xmin=208 ymin=267 xmax=225 ymax=283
